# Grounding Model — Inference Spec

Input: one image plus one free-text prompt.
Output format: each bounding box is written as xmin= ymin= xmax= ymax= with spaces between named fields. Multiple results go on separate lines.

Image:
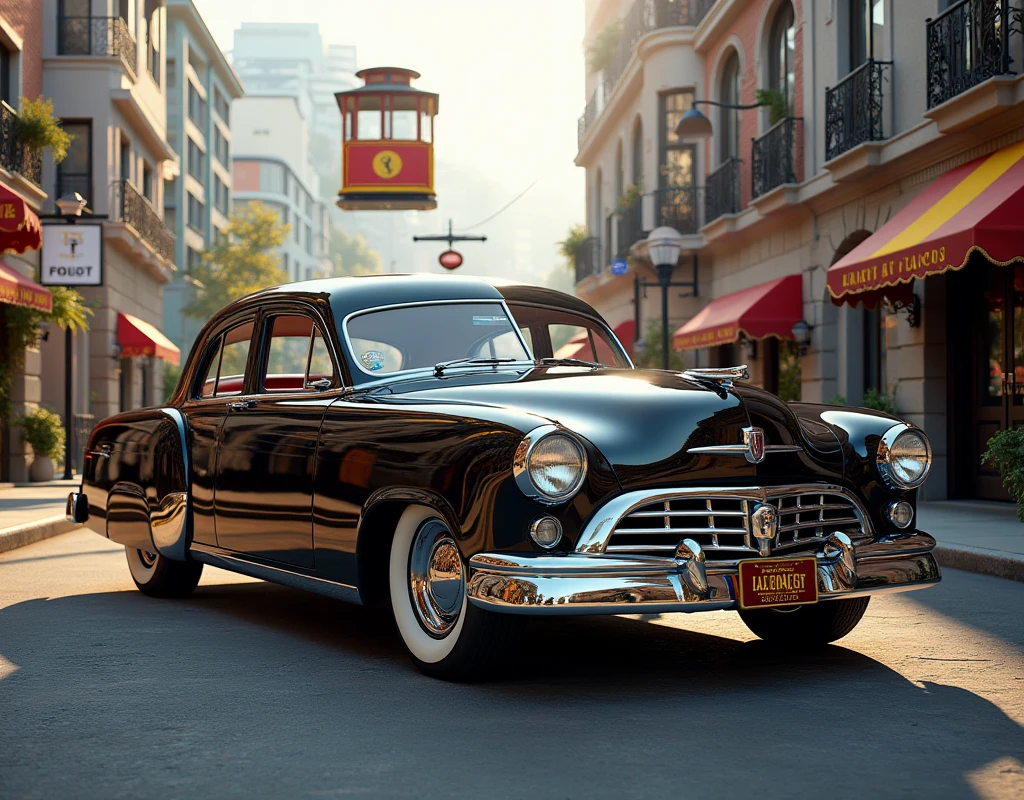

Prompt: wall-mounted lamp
xmin=738 ymin=334 xmax=757 ymax=361
xmin=791 ymin=320 xmax=813 ymax=356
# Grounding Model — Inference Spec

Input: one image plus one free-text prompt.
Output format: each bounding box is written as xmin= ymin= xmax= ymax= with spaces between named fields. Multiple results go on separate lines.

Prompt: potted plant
xmin=10 ymin=96 xmax=72 ymax=162
xmin=557 ymin=224 xmax=590 ymax=267
xmin=615 ymin=181 xmax=644 ymax=216
xmin=585 ymin=20 xmax=623 ymax=75
xmin=19 ymin=407 xmax=66 ymax=482
xmin=982 ymin=428 xmax=1024 ymax=522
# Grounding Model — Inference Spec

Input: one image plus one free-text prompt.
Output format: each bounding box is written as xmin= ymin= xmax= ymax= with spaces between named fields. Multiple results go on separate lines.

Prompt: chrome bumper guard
xmin=467 ymin=530 xmax=940 ymax=616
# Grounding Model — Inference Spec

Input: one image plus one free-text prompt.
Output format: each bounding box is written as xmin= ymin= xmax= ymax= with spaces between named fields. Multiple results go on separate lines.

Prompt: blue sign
xmin=611 ymin=258 xmax=628 ymax=275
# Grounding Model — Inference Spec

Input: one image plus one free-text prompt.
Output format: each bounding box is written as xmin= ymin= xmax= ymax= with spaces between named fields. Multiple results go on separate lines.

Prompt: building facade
xmin=38 ymin=0 xmax=179 ymax=437
xmin=231 ymin=95 xmax=331 ymax=282
xmin=575 ymin=0 xmax=1024 ymax=501
xmin=162 ymin=0 xmax=244 ymax=358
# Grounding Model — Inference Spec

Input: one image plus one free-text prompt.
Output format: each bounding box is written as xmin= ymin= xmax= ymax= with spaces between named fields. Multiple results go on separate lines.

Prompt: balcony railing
xmin=704 ymin=158 xmax=741 ymax=224
xmin=58 ymin=16 xmax=137 ymax=76
xmin=752 ymin=117 xmax=800 ymax=199
xmin=0 ymin=102 xmax=43 ymax=187
xmin=615 ymin=195 xmax=645 ymax=257
xmin=825 ymin=59 xmax=893 ymax=161
xmin=112 ymin=180 xmax=175 ymax=264
xmin=574 ymin=236 xmax=602 ymax=283
xmin=926 ymin=0 xmax=1023 ymax=109
xmin=578 ymin=0 xmax=715 ymax=147
xmin=654 ymin=186 xmax=701 ymax=234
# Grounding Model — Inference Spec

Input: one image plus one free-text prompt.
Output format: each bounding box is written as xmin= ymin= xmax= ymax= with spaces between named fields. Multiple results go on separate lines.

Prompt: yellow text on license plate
xmin=738 ymin=557 xmax=818 ymax=609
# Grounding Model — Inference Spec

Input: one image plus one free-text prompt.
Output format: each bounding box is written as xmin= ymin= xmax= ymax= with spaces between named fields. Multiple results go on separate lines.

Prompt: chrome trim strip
xmin=154 ymin=407 xmax=191 ymax=561
xmin=574 ymin=484 xmax=872 ymax=555
xmin=341 ymin=298 xmax=534 ymax=380
xmin=687 ymin=444 xmax=803 ymax=456
xmin=467 ymin=531 xmax=939 ymax=616
xmin=189 ymin=544 xmax=362 ymax=605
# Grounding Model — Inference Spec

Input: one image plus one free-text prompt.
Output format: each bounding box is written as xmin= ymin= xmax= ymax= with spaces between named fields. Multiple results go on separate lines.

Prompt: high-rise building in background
xmin=162 ymin=0 xmax=245 ymax=357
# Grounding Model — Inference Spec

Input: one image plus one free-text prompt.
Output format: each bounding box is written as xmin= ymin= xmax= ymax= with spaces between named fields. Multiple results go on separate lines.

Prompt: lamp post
xmin=674 ymin=99 xmax=767 ymax=141
xmin=55 ymin=193 xmax=87 ymax=480
xmin=645 ymin=226 xmax=684 ymax=370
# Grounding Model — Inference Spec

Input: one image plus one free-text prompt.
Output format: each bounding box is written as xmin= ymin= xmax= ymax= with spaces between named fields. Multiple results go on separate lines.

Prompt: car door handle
xmin=226 ymin=400 xmax=257 ymax=411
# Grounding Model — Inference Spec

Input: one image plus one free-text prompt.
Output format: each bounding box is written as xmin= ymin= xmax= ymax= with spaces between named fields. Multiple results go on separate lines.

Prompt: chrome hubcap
xmin=408 ymin=519 xmax=465 ymax=638
xmin=138 ymin=550 xmax=158 ymax=568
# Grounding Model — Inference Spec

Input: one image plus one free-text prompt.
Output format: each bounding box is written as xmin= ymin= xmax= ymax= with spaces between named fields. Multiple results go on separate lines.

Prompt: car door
xmin=213 ymin=304 xmax=341 ymax=568
xmin=181 ymin=315 xmax=258 ymax=550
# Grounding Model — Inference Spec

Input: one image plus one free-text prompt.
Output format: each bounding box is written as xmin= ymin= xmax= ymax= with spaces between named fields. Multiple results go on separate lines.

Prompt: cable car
xmin=335 ymin=67 xmax=438 ymax=211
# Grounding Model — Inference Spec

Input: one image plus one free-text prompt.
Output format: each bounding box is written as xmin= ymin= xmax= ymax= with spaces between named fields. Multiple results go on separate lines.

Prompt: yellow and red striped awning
xmin=827 ymin=140 xmax=1024 ymax=307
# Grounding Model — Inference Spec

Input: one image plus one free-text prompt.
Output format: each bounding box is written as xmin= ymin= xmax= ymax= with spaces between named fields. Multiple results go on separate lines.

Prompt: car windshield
xmin=345 ymin=302 xmax=531 ymax=377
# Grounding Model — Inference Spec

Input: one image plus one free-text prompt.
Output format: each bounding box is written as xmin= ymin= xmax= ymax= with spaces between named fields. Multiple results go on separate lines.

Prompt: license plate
xmin=738 ymin=557 xmax=818 ymax=609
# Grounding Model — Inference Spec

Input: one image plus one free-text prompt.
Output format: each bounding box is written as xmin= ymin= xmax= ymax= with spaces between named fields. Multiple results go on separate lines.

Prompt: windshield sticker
xmin=472 ymin=315 xmax=507 ymax=326
xmin=360 ymin=350 xmax=385 ymax=371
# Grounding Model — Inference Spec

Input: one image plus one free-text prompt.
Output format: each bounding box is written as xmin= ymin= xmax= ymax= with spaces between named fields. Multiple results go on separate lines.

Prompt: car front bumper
xmin=466 ymin=530 xmax=940 ymax=615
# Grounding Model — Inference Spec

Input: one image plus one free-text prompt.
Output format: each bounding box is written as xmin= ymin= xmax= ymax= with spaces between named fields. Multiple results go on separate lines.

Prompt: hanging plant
xmin=755 ymin=88 xmax=790 ymax=126
xmin=11 ymin=96 xmax=73 ymax=163
xmin=585 ymin=20 xmax=623 ymax=75
xmin=557 ymin=224 xmax=590 ymax=267
xmin=615 ymin=181 xmax=644 ymax=216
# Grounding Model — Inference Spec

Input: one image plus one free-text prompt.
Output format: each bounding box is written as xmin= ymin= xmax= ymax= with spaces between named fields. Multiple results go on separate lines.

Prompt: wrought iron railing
xmin=825 ymin=59 xmax=893 ymax=161
xmin=58 ymin=16 xmax=137 ymax=76
xmin=578 ymin=0 xmax=715 ymax=147
xmin=704 ymin=158 xmax=741 ymax=223
xmin=752 ymin=117 xmax=800 ymax=199
xmin=112 ymin=180 xmax=175 ymax=264
xmin=926 ymin=0 xmax=1023 ymax=109
xmin=615 ymin=195 xmax=645 ymax=257
xmin=653 ymin=186 xmax=701 ymax=234
xmin=0 ymin=102 xmax=43 ymax=187
xmin=574 ymin=236 xmax=602 ymax=283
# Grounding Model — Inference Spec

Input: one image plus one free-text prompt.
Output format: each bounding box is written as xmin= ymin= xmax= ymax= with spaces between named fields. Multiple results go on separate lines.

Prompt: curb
xmin=0 ymin=516 xmax=80 ymax=555
xmin=934 ymin=544 xmax=1024 ymax=583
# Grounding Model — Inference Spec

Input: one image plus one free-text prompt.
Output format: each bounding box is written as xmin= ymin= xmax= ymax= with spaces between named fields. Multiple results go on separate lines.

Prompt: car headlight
xmin=876 ymin=424 xmax=932 ymax=490
xmin=513 ymin=426 xmax=587 ymax=503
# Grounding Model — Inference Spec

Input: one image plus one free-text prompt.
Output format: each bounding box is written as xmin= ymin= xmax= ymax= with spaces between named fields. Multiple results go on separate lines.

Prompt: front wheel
xmin=389 ymin=505 xmax=516 ymax=680
xmin=738 ymin=597 xmax=870 ymax=646
xmin=125 ymin=547 xmax=203 ymax=598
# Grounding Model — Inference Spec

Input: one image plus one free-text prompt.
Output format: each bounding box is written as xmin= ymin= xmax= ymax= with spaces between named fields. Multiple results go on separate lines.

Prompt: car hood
xmin=361 ymin=367 xmax=843 ymax=489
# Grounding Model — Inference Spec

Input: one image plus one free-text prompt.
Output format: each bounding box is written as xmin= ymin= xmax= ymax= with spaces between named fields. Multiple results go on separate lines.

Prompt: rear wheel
xmin=738 ymin=597 xmax=870 ymax=646
xmin=125 ymin=547 xmax=203 ymax=598
xmin=389 ymin=505 xmax=516 ymax=680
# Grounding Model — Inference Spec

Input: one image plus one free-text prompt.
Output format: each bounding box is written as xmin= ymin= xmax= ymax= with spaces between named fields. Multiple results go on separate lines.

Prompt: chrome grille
xmin=604 ymin=488 xmax=866 ymax=561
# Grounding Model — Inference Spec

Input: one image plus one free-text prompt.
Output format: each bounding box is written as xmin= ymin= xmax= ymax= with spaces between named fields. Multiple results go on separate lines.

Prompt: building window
xmin=614 ymin=140 xmax=624 ymax=200
xmin=304 ymin=224 xmax=312 ymax=255
xmin=142 ymin=161 xmax=153 ymax=203
xmin=213 ymin=86 xmax=230 ymax=123
xmin=293 ymin=216 xmax=300 ymax=243
xmin=167 ymin=58 xmax=176 ymax=89
xmin=187 ymin=246 xmax=203 ymax=271
xmin=57 ymin=120 xmax=92 ymax=201
xmin=119 ymin=132 xmax=131 ymax=183
xmin=631 ymin=117 xmax=643 ymax=185
xmin=282 ymin=252 xmax=289 ymax=277
xmin=718 ymin=50 xmax=741 ymax=163
xmin=768 ymin=2 xmax=796 ymax=115
xmin=849 ymin=0 xmax=885 ymax=69
xmin=145 ymin=0 xmax=161 ymax=84
xmin=593 ymin=167 xmax=602 ymax=248
xmin=0 ymin=43 xmax=11 ymax=107
xmin=187 ymin=192 xmax=204 ymax=232
xmin=187 ymin=137 xmax=204 ymax=180
xmin=658 ymin=90 xmax=697 ymax=227
xmin=259 ymin=161 xmax=286 ymax=195
xmin=214 ymin=176 xmax=229 ymax=215
xmin=188 ymin=82 xmax=206 ymax=126
xmin=213 ymin=126 xmax=229 ymax=166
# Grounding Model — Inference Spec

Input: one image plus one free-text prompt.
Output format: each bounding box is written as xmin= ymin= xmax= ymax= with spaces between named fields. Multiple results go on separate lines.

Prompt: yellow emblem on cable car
xmin=372 ymin=150 xmax=403 ymax=180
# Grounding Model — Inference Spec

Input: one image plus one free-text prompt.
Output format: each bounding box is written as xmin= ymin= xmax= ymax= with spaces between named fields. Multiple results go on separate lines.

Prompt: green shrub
xmin=861 ymin=387 xmax=898 ymax=415
xmin=12 ymin=96 xmax=72 ymax=163
xmin=19 ymin=408 xmax=66 ymax=460
xmin=586 ymin=20 xmax=623 ymax=75
xmin=557 ymin=224 xmax=590 ymax=267
xmin=755 ymin=88 xmax=790 ymax=126
xmin=982 ymin=428 xmax=1024 ymax=522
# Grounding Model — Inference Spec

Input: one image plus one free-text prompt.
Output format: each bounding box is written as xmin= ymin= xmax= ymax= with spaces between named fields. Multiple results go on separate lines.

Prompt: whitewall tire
xmin=125 ymin=546 xmax=203 ymax=598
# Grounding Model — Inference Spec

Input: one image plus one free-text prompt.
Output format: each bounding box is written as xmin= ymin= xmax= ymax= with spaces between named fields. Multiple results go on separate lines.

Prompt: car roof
xmin=490 ymin=281 xmax=606 ymax=321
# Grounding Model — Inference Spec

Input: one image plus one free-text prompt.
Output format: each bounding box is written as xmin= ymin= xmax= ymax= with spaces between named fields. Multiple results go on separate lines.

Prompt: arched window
xmin=718 ymin=50 xmax=741 ymax=163
xmin=631 ymin=117 xmax=643 ymax=185
xmin=768 ymin=2 xmax=796 ymax=116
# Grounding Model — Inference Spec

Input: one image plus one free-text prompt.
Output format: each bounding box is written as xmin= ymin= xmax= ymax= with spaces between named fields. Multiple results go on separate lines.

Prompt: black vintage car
xmin=68 ymin=275 xmax=940 ymax=679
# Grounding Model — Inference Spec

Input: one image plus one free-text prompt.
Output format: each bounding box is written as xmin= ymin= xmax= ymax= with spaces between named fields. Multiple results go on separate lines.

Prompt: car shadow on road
xmin=1 ymin=579 xmax=1022 ymax=798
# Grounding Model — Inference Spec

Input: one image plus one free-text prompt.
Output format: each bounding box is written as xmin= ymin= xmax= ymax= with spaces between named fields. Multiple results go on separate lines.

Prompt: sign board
xmin=611 ymin=258 xmax=628 ymax=275
xmin=41 ymin=223 xmax=103 ymax=286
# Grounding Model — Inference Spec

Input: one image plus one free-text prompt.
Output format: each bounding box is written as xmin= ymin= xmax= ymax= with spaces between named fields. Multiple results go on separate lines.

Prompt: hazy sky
xmin=193 ymin=0 xmax=586 ymax=282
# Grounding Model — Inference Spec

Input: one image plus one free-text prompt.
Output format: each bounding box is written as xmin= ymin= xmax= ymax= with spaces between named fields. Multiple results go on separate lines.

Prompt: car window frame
xmin=254 ymin=301 xmax=345 ymax=395
xmin=189 ymin=314 xmax=259 ymax=401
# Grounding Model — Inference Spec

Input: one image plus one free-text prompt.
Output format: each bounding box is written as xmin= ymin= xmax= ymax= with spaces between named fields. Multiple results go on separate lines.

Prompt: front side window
xmin=508 ymin=304 xmax=630 ymax=368
xmin=261 ymin=314 xmax=338 ymax=392
xmin=345 ymin=302 xmax=529 ymax=378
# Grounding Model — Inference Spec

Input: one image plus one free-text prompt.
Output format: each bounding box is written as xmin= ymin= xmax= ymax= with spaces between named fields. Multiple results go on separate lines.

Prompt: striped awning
xmin=827 ymin=140 xmax=1024 ymax=307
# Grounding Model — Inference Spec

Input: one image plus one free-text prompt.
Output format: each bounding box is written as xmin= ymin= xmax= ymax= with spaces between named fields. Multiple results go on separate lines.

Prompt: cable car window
xmin=392 ymin=94 xmax=418 ymax=140
xmin=357 ymin=95 xmax=382 ymax=140
xmin=420 ymin=108 xmax=432 ymax=143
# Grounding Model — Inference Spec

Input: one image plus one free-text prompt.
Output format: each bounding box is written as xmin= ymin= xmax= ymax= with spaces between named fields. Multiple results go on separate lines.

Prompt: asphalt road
xmin=1 ymin=530 xmax=1022 ymax=800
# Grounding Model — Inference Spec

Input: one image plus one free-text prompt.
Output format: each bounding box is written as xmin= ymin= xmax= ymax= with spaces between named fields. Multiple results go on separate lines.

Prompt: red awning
xmin=555 ymin=319 xmax=637 ymax=360
xmin=827 ymin=140 xmax=1024 ymax=307
xmin=0 ymin=185 xmax=42 ymax=254
xmin=118 ymin=312 xmax=181 ymax=365
xmin=673 ymin=274 xmax=803 ymax=351
xmin=0 ymin=259 xmax=52 ymax=312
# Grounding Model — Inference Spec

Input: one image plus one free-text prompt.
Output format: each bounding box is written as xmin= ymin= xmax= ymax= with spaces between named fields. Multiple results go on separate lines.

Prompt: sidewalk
xmin=0 ymin=478 xmax=80 ymax=554
xmin=918 ymin=500 xmax=1024 ymax=582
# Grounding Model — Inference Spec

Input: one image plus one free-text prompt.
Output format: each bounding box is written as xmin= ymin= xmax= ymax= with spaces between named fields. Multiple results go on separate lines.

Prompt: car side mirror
xmin=305 ymin=377 xmax=332 ymax=392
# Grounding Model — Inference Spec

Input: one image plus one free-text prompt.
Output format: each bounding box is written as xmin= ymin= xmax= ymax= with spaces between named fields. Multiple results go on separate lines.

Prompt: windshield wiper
xmin=433 ymin=357 xmax=518 ymax=376
xmin=540 ymin=357 xmax=603 ymax=368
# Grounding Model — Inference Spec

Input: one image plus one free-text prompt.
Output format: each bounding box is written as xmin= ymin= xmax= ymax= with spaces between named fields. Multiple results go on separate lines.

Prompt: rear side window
xmin=261 ymin=313 xmax=338 ymax=392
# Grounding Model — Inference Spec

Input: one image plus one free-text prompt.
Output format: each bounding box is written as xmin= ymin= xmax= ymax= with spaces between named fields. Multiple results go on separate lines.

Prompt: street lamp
xmin=56 ymin=193 xmax=87 ymax=481
xmin=646 ymin=226 xmax=683 ymax=370
xmin=675 ymin=100 xmax=768 ymax=142
xmin=791 ymin=319 xmax=813 ymax=356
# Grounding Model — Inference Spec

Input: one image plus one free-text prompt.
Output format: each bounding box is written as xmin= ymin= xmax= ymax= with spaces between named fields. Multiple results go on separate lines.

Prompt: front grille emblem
xmin=750 ymin=502 xmax=778 ymax=556
xmin=742 ymin=427 xmax=766 ymax=463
